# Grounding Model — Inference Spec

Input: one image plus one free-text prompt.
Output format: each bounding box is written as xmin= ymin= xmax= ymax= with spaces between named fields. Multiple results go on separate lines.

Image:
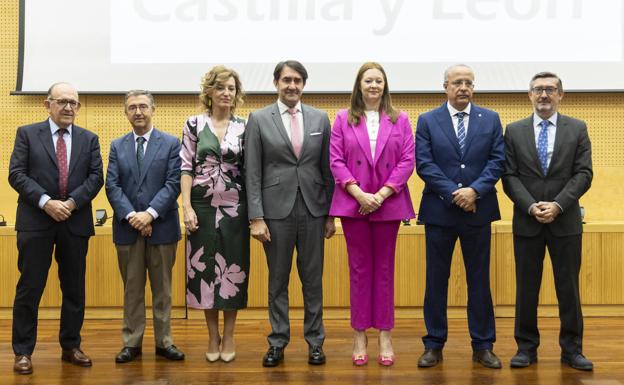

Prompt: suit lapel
xmin=520 ymin=116 xmax=543 ymax=175
xmin=270 ymin=103 xmax=296 ymax=157
xmin=68 ymin=126 xmax=82 ymax=176
xmin=433 ymin=104 xmax=461 ymax=155
xmin=352 ymin=116 xmax=374 ymax=166
xmin=38 ymin=121 xmax=58 ymax=168
xmin=462 ymin=106 xmax=481 ymax=154
xmin=138 ymin=128 xmax=162 ymax=185
xmin=373 ymin=112 xmax=392 ymax=166
xmin=548 ymin=114 xmax=566 ymax=174
xmin=299 ymin=104 xmax=313 ymax=159
xmin=123 ymin=132 xmax=140 ymax=183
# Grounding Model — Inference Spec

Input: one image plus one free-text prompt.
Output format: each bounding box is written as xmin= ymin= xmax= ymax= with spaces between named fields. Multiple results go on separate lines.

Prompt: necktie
xmin=537 ymin=120 xmax=549 ymax=174
xmin=456 ymin=112 xmax=466 ymax=155
xmin=288 ymin=107 xmax=302 ymax=158
xmin=136 ymin=136 xmax=146 ymax=172
xmin=56 ymin=128 xmax=68 ymax=199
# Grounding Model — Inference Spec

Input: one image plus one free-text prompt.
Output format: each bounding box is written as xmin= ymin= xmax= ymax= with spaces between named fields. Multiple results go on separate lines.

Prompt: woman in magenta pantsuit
xmin=329 ymin=62 xmax=415 ymax=366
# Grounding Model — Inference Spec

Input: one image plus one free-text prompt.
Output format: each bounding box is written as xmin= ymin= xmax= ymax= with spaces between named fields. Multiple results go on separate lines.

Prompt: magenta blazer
xmin=329 ymin=109 xmax=416 ymax=221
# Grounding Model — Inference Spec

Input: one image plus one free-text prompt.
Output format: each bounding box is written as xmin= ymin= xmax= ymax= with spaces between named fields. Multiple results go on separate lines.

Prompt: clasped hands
xmin=128 ymin=211 xmax=153 ymax=237
xmin=356 ymin=192 xmax=385 ymax=215
xmin=452 ymin=187 xmax=477 ymax=213
xmin=530 ymin=201 xmax=561 ymax=223
xmin=44 ymin=199 xmax=76 ymax=222
xmin=249 ymin=216 xmax=336 ymax=243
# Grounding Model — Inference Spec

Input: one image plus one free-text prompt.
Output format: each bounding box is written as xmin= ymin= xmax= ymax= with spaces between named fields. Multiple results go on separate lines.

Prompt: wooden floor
xmin=1 ymin=317 xmax=623 ymax=385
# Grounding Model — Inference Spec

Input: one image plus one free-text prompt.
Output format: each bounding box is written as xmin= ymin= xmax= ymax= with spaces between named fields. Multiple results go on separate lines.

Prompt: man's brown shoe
xmin=14 ymin=355 xmax=33 ymax=374
xmin=61 ymin=348 xmax=92 ymax=367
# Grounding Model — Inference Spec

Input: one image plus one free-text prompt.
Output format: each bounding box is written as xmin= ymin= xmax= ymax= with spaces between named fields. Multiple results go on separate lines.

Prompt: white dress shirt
xmin=277 ymin=99 xmax=304 ymax=140
xmin=126 ymin=127 xmax=158 ymax=220
xmin=447 ymin=102 xmax=471 ymax=136
xmin=38 ymin=118 xmax=73 ymax=209
xmin=365 ymin=110 xmax=380 ymax=159
xmin=533 ymin=112 xmax=558 ymax=169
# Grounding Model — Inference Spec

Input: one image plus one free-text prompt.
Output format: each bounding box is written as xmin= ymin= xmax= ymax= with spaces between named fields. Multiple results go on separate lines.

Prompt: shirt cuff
xmin=38 ymin=194 xmax=51 ymax=209
xmin=125 ymin=211 xmax=137 ymax=220
xmin=146 ymin=207 xmax=159 ymax=220
xmin=554 ymin=201 xmax=563 ymax=213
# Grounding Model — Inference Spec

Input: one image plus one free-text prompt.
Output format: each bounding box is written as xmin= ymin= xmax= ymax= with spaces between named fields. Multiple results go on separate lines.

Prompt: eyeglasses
xmin=127 ymin=104 xmax=151 ymax=113
xmin=49 ymin=98 xmax=81 ymax=109
xmin=448 ymin=80 xmax=474 ymax=88
xmin=531 ymin=87 xmax=559 ymax=95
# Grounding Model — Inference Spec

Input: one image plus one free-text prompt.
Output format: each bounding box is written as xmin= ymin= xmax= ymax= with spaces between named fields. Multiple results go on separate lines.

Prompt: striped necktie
xmin=457 ymin=112 xmax=466 ymax=155
xmin=136 ymin=136 xmax=146 ymax=172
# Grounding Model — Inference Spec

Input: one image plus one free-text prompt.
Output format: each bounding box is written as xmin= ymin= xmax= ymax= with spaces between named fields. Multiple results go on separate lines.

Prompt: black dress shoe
xmin=115 ymin=347 xmax=142 ymax=363
xmin=418 ymin=348 xmax=443 ymax=368
xmin=308 ymin=345 xmax=326 ymax=365
xmin=510 ymin=351 xmax=537 ymax=368
xmin=155 ymin=345 xmax=185 ymax=361
xmin=473 ymin=349 xmax=502 ymax=369
xmin=262 ymin=346 xmax=284 ymax=367
xmin=561 ymin=354 xmax=593 ymax=371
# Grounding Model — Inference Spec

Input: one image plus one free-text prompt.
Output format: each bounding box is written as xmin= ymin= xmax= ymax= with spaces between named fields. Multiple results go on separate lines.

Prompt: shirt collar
xmin=533 ymin=112 xmax=558 ymax=128
xmin=48 ymin=118 xmax=73 ymax=136
xmin=447 ymin=102 xmax=471 ymax=117
xmin=277 ymin=99 xmax=302 ymax=115
xmin=133 ymin=127 xmax=154 ymax=142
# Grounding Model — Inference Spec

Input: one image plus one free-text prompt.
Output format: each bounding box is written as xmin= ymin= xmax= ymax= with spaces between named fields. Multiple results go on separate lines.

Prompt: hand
xmin=43 ymin=200 xmax=72 ymax=222
xmin=452 ymin=188 xmax=477 ymax=212
xmin=183 ymin=205 xmax=199 ymax=232
xmin=63 ymin=199 xmax=76 ymax=212
xmin=140 ymin=224 xmax=152 ymax=237
xmin=250 ymin=218 xmax=271 ymax=242
xmin=533 ymin=201 xmax=561 ymax=224
xmin=324 ymin=216 xmax=336 ymax=239
xmin=356 ymin=192 xmax=381 ymax=215
xmin=128 ymin=211 xmax=153 ymax=231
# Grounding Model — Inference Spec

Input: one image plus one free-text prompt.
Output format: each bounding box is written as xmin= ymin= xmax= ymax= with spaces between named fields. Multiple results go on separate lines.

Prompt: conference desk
xmin=0 ymin=222 xmax=622 ymax=319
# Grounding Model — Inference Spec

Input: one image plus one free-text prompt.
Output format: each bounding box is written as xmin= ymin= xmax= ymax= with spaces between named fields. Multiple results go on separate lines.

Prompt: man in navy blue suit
xmin=105 ymin=90 xmax=184 ymax=363
xmin=415 ymin=65 xmax=505 ymax=369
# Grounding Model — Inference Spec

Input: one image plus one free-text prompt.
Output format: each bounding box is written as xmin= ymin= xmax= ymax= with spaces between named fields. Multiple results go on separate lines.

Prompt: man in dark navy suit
xmin=415 ymin=65 xmax=505 ymax=369
xmin=106 ymin=90 xmax=184 ymax=363
xmin=9 ymin=82 xmax=104 ymax=374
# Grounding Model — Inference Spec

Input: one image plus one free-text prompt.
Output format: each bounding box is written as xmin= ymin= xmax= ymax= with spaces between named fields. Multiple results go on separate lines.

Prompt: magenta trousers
xmin=341 ymin=218 xmax=400 ymax=331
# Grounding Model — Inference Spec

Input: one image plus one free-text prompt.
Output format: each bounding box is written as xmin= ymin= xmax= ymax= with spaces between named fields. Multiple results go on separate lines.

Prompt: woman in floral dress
xmin=180 ymin=66 xmax=249 ymax=363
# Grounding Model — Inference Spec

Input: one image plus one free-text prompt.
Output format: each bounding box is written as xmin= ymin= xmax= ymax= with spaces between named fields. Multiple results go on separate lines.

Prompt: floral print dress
xmin=180 ymin=114 xmax=249 ymax=310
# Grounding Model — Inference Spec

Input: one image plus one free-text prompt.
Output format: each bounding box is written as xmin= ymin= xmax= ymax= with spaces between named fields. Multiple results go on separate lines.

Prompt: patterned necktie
xmin=456 ymin=112 xmax=466 ymax=155
xmin=288 ymin=107 xmax=302 ymax=158
xmin=56 ymin=128 xmax=68 ymax=200
xmin=136 ymin=136 xmax=146 ymax=172
xmin=537 ymin=120 xmax=550 ymax=174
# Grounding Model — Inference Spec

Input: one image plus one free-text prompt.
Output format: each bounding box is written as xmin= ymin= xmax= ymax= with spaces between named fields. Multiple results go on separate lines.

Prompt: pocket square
xmin=309 ymin=132 xmax=322 ymax=136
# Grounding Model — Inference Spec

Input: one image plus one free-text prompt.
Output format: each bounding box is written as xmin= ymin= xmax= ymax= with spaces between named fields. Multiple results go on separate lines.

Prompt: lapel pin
xmin=478 ymin=113 xmax=482 ymax=117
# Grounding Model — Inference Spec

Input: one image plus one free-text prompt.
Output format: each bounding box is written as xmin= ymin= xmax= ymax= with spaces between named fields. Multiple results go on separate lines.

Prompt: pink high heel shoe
xmin=352 ymin=353 xmax=369 ymax=366
xmin=377 ymin=353 xmax=395 ymax=366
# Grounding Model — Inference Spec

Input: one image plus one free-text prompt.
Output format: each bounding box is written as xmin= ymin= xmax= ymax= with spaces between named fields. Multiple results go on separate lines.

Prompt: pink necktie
xmin=56 ymin=128 xmax=68 ymax=200
xmin=288 ymin=107 xmax=302 ymax=158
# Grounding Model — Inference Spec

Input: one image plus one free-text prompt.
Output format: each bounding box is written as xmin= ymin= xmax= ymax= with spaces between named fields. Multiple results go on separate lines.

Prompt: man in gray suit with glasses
xmin=245 ymin=60 xmax=335 ymax=367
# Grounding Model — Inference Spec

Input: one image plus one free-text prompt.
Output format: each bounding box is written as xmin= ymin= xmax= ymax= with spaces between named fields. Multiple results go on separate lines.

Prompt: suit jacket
xmin=8 ymin=120 xmax=104 ymax=236
xmin=105 ymin=128 xmax=181 ymax=245
xmin=329 ymin=109 xmax=415 ymax=221
xmin=502 ymin=114 xmax=593 ymax=237
xmin=245 ymin=102 xmax=334 ymax=220
xmin=416 ymin=103 xmax=505 ymax=226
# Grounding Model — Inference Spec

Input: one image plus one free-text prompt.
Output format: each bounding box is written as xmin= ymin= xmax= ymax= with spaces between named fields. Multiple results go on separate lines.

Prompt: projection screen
xmin=15 ymin=0 xmax=624 ymax=93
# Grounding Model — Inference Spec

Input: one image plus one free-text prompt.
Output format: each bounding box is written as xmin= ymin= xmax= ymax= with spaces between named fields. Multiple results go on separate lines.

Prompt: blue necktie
xmin=537 ymin=120 xmax=549 ymax=174
xmin=456 ymin=112 xmax=466 ymax=155
xmin=136 ymin=136 xmax=146 ymax=172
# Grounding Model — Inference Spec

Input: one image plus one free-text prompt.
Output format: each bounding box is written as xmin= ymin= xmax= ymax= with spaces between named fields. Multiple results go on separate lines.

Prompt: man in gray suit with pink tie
xmin=245 ymin=60 xmax=335 ymax=367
